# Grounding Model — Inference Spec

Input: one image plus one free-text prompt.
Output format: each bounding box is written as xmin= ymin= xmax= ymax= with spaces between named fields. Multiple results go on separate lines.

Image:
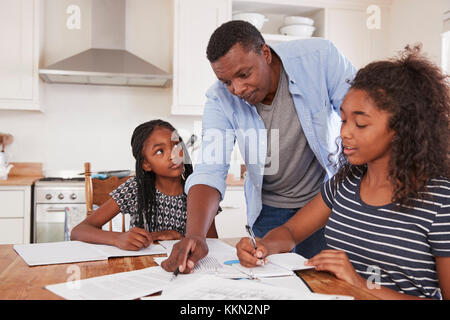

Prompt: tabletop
xmin=0 ymin=240 xmax=379 ymax=300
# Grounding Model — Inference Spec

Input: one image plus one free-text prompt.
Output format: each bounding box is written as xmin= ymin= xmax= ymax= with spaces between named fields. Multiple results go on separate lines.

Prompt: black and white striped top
xmin=321 ymin=169 xmax=450 ymax=299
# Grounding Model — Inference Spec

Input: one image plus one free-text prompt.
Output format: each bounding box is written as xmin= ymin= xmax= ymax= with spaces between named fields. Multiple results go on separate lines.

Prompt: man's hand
xmin=114 ymin=227 xmax=153 ymax=251
xmin=161 ymin=236 xmax=208 ymax=273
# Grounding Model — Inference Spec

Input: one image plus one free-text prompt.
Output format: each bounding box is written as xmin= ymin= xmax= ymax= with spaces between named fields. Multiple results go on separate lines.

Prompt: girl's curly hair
xmin=331 ymin=44 xmax=450 ymax=206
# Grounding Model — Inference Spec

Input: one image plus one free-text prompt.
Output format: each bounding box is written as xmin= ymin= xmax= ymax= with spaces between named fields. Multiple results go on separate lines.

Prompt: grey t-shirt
xmin=255 ymin=66 xmax=325 ymax=208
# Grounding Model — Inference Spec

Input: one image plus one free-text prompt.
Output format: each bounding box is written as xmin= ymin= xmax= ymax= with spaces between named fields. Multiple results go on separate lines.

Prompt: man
xmin=162 ymin=20 xmax=356 ymax=273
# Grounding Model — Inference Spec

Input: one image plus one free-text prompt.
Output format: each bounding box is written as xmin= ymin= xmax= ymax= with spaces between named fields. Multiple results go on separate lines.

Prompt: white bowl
xmin=232 ymin=12 xmax=268 ymax=31
xmin=279 ymin=24 xmax=315 ymax=37
xmin=283 ymin=16 xmax=314 ymax=26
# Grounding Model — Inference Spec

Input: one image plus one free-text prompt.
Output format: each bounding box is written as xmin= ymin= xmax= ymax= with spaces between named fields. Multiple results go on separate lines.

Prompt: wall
xmin=0 ymin=0 xmax=448 ymax=174
xmin=0 ymin=0 xmax=201 ymax=173
xmin=388 ymin=0 xmax=449 ymax=65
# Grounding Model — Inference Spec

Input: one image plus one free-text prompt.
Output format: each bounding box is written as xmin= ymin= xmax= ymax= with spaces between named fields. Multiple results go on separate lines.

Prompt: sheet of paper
xmin=91 ymin=243 xmax=167 ymax=257
xmin=157 ymin=239 xmax=246 ymax=278
xmin=259 ymin=274 xmax=312 ymax=293
xmin=232 ymin=261 xmax=294 ymax=278
xmin=46 ymin=266 xmax=172 ymax=300
xmin=13 ymin=241 xmax=108 ymax=266
xmin=159 ymin=238 xmax=236 ymax=257
xmin=145 ymin=274 xmax=323 ymax=300
xmin=14 ymin=241 xmax=167 ymax=266
xmin=267 ymin=252 xmax=315 ymax=271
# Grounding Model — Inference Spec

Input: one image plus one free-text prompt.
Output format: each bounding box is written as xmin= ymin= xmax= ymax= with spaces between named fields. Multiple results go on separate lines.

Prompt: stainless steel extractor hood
xmin=39 ymin=0 xmax=171 ymax=87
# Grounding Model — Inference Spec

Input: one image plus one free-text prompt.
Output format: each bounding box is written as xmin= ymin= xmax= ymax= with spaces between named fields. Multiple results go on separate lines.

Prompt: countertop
xmin=0 ymin=162 xmax=43 ymax=186
xmin=225 ymin=174 xmax=244 ymax=186
xmin=0 ymin=163 xmax=243 ymax=187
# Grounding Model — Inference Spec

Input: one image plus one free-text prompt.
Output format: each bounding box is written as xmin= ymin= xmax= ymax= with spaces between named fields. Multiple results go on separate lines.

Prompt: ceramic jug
xmin=0 ymin=151 xmax=13 ymax=180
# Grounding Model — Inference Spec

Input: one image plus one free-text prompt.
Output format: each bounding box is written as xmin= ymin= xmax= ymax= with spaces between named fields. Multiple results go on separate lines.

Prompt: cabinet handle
xmin=46 ymin=207 xmax=67 ymax=212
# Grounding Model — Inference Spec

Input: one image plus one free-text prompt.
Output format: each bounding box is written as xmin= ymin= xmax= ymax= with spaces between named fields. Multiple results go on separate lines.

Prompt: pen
xmin=245 ymin=225 xmax=257 ymax=249
xmin=170 ymin=251 xmax=191 ymax=281
xmin=245 ymin=225 xmax=264 ymax=266
xmin=170 ymin=266 xmax=181 ymax=281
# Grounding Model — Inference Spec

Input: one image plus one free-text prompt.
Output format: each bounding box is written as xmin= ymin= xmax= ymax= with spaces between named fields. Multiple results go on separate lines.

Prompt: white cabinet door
xmin=172 ymin=0 xmax=231 ymax=115
xmin=326 ymin=6 xmax=389 ymax=69
xmin=215 ymin=187 xmax=247 ymax=238
xmin=0 ymin=189 xmax=26 ymax=218
xmin=0 ymin=219 xmax=24 ymax=245
xmin=0 ymin=0 xmax=41 ymax=110
xmin=326 ymin=8 xmax=372 ymax=69
xmin=0 ymin=186 xmax=31 ymax=244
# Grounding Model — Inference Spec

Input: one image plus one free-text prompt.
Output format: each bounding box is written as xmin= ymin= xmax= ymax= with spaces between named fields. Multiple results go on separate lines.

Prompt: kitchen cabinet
xmin=0 ymin=0 xmax=43 ymax=111
xmin=171 ymin=0 xmax=231 ymax=115
xmin=171 ymin=0 xmax=392 ymax=116
xmin=326 ymin=5 xmax=390 ymax=68
xmin=232 ymin=0 xmax=390 ymax=68
xmin=0 ymin=185 xmax=31 ymax=244
xmin=215 ymin=186 xmax=247 ymax=238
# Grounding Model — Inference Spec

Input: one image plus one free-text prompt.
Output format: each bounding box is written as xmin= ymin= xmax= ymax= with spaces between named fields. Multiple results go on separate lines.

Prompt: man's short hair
xmin=206 ymin=20 xmax=266 ymax=63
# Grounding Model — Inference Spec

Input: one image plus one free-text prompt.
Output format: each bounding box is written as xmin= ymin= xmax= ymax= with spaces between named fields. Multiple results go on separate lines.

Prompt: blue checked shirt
xmin=185 ymin=38 xmax=356 ymax=227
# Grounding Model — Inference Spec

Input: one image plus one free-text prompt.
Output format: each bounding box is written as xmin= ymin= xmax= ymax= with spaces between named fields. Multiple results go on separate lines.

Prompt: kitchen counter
xmin=0 ymin=162 xmax=43 ymax=186
xmin=225 ymin=174 xmax=244 ymax=186
xmin=225 ymin=165 xmax=246 ymax=186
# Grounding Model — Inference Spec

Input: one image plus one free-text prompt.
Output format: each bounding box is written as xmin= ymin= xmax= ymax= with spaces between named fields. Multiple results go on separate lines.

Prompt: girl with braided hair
xmin=72 ymin=119 xmax=217 ymax=250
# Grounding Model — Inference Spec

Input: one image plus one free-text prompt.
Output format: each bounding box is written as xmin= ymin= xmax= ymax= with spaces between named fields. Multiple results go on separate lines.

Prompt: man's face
xmin=211 ymin=43 xmax=275 ymax=105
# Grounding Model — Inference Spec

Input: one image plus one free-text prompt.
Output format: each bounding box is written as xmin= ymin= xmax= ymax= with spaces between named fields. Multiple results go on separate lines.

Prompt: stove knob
xmin=45 ymin=194 xmax=52 ymax=200
xmin=70 ymin=193 xmax=77 ymax=200
xmin=58 ymin=193 xmax=64 ymax=200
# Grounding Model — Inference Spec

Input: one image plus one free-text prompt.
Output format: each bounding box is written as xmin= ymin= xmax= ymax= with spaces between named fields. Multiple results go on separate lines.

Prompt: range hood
xmin=39 ymin=0 xmax=171 ymax=87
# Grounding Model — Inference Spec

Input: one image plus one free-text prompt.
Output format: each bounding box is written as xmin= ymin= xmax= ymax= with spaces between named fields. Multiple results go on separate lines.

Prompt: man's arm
xmin=186 ymin=185 xmax=221 ymax=238
xmin=161 ymin=185 xmax=221 ymax=273
xmin=161 ymin=85 xmax=235 ymax=273
xmin=326 ymin=40 xmax=357 ymax=112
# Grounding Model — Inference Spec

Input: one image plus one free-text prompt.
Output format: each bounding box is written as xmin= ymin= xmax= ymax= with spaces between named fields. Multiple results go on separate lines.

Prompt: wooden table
xmin=0 ymin=242 xmax=379 ymax=300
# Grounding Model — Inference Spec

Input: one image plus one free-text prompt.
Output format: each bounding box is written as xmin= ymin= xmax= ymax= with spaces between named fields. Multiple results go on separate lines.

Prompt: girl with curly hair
xmin=72 ymin=119 xmax=218 ymax=250
xmin=236 ymin=45 xmax=450 ymax=299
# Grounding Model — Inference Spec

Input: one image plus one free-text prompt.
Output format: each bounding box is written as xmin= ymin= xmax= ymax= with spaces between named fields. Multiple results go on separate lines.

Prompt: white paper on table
xmin=259 ymin=274 xmax=312 ymax=293
xmin=13 ymin=241 xmax=108 ymax=266
xmin=90 ymin=242 xmax=167 ymax=257
xmin=45 ymin=266 xmax=173 ymax=300
xmin=155 ymin=240 xmax=246 ymax=279
xmin=144 ymin=274 xmax=322 ymax=300
xmin=14 ymin=241 xmax=167 ymax=266
xmin=232 ymin=261 xmax=294 ymax=278
xmin=158 ymin=238 xmax=236 ymax=256
xmin=267 ymin=252 xmax=315 ymax=271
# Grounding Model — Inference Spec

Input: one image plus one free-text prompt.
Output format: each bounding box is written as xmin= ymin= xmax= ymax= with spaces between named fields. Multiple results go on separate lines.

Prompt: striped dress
xmin=320 ymin=168 xmax=450 ymax=299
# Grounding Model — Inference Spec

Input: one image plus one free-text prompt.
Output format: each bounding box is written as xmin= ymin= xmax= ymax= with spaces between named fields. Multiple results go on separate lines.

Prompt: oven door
xmin=34 ymin=204 xmax=85 ymax=243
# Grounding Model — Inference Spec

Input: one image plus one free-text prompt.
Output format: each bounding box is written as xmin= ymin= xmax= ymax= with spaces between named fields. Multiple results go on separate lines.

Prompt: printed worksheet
xmin=155 ymin=239 xmax=246 ymax=279
xmin=145 ymin=275 xmax=334 ymax=300
xmin=46 ymin=266 xmax=174 ymax=300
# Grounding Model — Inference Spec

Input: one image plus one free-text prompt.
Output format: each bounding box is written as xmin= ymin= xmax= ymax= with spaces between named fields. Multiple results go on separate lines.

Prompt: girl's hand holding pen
xmin=236 ymin=237 xmax=268 ymax=268
xmin=114 ymin=227 xmax=153 ymax=251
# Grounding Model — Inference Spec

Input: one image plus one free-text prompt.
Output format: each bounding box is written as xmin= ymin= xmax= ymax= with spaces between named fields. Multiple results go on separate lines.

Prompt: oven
xmin=33 ymin=178 xmax=86 ymax=243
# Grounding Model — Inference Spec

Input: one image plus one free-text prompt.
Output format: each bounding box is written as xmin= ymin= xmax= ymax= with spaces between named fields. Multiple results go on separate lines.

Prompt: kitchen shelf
xmin=232 ymin=0 xmax=326 ymax=40
xmin=263 ymin=33 xmax=320 ymax=45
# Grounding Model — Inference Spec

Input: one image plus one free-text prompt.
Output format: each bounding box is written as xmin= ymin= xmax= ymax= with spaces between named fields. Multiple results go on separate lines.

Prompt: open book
xmin=231 ymin=252 xmax=314 ymax=278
